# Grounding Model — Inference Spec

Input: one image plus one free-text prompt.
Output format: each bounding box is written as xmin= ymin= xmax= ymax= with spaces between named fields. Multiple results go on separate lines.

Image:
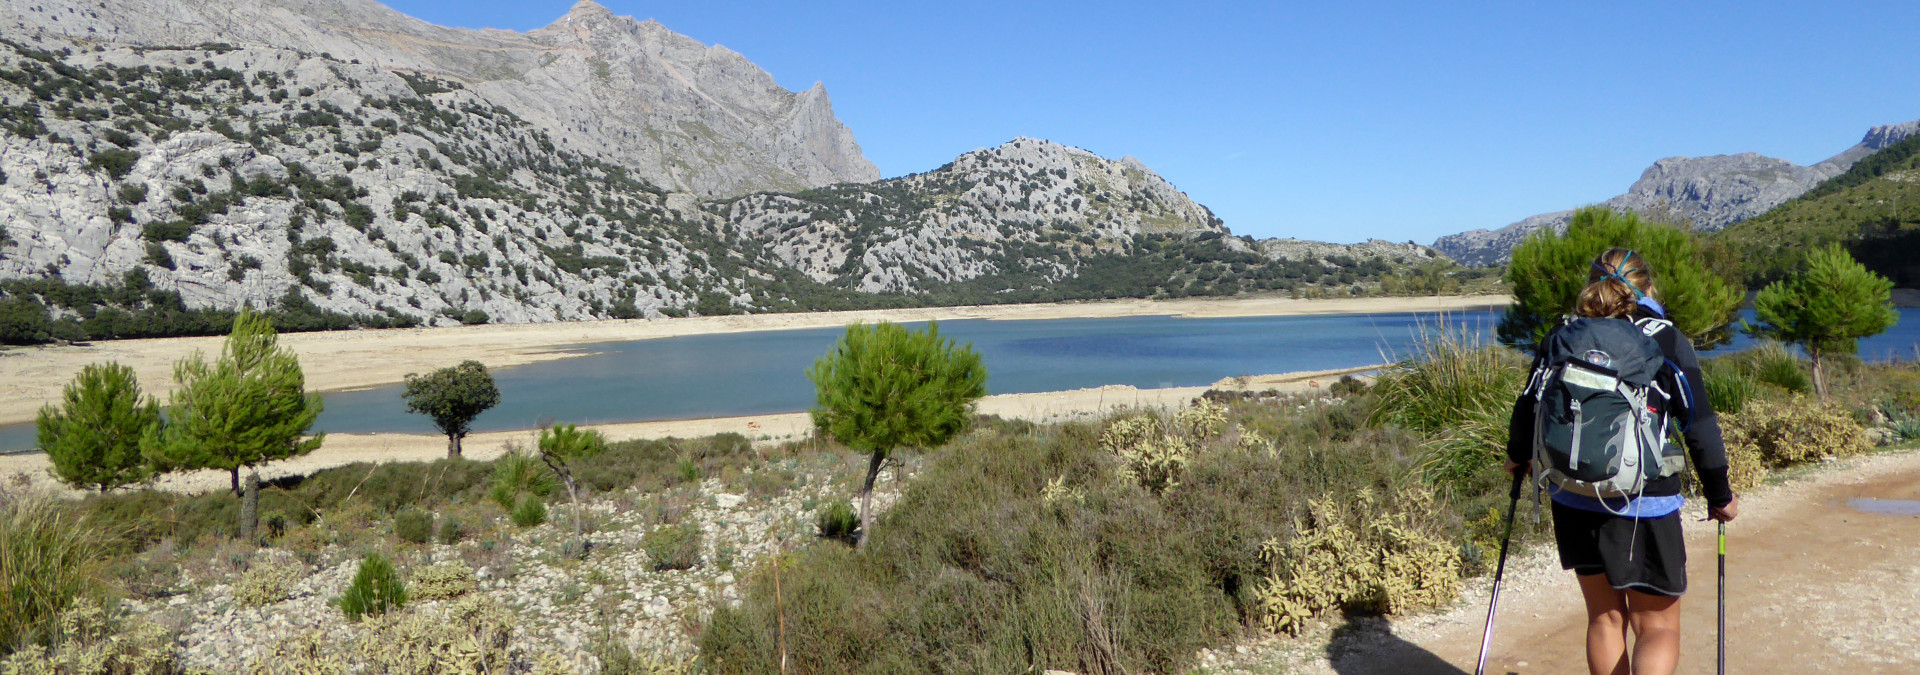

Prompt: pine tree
xmin=807 ymin=321 xmax=986 ymax=548
xmin=145 ymin=310 xmax=324 ymax=534
xmin=401 ymin=360 xmax=501 ymax=458
xmin=535 ymin=422 xmax=607 ymax=557
xmin=1501 ymin=206 xmax=1744 ymax=351
xmin=36 ymin=362 xmax=160 ymax=492
xmin=1750 ymin=243 xmax=1899 ymax=400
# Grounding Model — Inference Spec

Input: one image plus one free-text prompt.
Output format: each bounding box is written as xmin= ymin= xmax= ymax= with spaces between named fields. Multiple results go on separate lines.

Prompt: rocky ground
xmin=113 ymin=452 xmax=906 ymax=673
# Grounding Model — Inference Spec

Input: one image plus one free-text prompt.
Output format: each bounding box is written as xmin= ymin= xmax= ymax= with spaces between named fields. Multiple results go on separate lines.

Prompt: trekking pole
xmin=1474 ymin=471 xmax=1526 ymax=675
xmin=1718 ymin=521 xmax=1727 ymax=675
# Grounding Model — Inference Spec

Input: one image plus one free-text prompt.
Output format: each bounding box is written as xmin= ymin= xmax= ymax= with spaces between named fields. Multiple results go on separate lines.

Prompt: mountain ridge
xmin=1434 ymin=119 xmax=1920 ymax=266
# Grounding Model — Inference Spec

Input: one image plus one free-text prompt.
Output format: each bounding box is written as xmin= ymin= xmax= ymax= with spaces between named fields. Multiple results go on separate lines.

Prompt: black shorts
xmin=1551 ymin=502 xmax=1688 ymax=597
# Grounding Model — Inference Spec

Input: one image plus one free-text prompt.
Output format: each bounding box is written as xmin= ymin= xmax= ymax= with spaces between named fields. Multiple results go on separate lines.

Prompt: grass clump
xmin=335 ymin=553 xmax=407 ymax=622
xmin=1371 ymin=327 xmax=1525 ymax=495
xmin=394 ymin=508 xmax=433 ymax=544
xmin=488 ymin=448 xmax=554 ymax=510
xmin=509 ymin=495 xmax=547 ymax=528
xmin=815 ymin=499 xmax=859 ymax=544
xmin=641 ymin=523 xmax=702 ymax=571
xmin=0 ymin=493 xmax=109 ymax=651
xmin=436 ymin=517 xmax=465 ymax=545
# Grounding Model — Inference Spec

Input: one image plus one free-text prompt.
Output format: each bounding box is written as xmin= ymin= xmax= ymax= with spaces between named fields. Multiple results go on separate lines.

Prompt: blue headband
xmin=1592 ymin=250 xmax=1646 ymax=299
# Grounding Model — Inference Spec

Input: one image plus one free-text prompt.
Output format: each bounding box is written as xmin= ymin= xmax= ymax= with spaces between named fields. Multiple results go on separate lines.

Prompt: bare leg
xmin=1625 ymin=590 xmax=1682 ymax=675
xmin=1578 ymin=573 xmax=1629 ymax=675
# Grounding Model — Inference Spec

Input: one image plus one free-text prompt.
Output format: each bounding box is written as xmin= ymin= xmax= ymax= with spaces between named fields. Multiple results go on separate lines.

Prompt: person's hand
xmin=1709 ymin=495 xmax=1739 ymax=523
xmin=1501 ymin=460 xmax=1527 ymax=479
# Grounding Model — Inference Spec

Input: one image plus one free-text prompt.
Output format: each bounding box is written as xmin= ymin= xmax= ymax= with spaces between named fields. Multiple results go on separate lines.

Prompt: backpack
xmin=1526 ymin=316 xmax=1690 ymax=513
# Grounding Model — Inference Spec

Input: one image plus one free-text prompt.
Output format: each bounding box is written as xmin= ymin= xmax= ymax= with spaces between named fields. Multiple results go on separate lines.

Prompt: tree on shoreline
xmin=144 ymin=310 xmax=324 ymax=536
xmin=1500 ymin=206 xmax=1743 ymax=351
xmin=807 ymin=321 xmax=986 ymax=548
xmin=1749 ymin=243 xmax=1899 ymax=400
xmin=402 ymin=360 xmax=501 ymax=458
xmin=36 ymin=362 xmax=161 ymax=492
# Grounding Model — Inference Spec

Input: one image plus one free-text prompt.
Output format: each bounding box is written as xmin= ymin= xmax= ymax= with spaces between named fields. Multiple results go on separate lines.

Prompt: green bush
xmin=815 ymin=500 xmax=858 ymax=544
xmin=0 ymin=496 xmax=109 ymax=650
xmin=334 ymin=553 xmax=407 ymax=622
xmin=510 ymin=495 xmax=546 ymax=528
xmin=641 ymin=523 xmax=702 ymax=571
xmin=436 ymin=517 xmax=464 ymax=545
xmin=394 ymin=508 xmax=432 ymax=544
xmin=1703 ymin=370 xmax=1759 ymax=415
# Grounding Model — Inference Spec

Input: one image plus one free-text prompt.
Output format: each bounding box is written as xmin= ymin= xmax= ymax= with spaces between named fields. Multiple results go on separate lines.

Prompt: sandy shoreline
xmin=0 ymin=294 xmax=1503 ymax=428
xmin=0 ymin=366 xmax=1376 ymax=494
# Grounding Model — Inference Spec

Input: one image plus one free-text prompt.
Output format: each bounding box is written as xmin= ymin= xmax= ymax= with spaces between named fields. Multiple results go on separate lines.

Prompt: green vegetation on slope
xmin=1716 ymin=131 xmax=1920 ymax=287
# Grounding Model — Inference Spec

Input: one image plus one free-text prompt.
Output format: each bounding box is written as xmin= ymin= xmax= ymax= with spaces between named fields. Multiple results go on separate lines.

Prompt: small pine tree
xmin=536 ymin=423 xmax=606 ymax=555
xmin=807 ymin=321 xmax=986 ymax=548
xmin=1750 ymin=243 xmax=1899 ymax=400
xmin=1501 ymin=206 xmax=1744 ymax=351
xmin=401 ymin=360 xmax=501 ymax=458
xmin=335 ymin=553 xmax=407 ymax=622
xmin=36 ymin=362 xmax=160 ymax=492
xmin=144 ymin=310 xmax=324 ymax=535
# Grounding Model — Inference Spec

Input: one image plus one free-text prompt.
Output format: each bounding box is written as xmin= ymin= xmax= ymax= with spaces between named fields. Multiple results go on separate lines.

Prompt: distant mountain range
xmin=0 ymin=0 xmax=1444 ymax=340
xmin=1433 ymin=119 xmax=1920 ymax=266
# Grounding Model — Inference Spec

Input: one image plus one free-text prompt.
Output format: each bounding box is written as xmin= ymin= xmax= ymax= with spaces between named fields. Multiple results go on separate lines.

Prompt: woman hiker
xmin=1502 ymin=248 xmax=1739 ymax=675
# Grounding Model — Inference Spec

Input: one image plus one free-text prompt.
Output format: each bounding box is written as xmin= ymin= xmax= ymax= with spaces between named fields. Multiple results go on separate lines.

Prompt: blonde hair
xmin=1575 ymin=248 xmax=1656 ymax=319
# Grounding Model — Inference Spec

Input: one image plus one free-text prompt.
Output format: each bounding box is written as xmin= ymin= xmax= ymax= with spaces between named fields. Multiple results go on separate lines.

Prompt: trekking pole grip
xmin=1507 ymin=469 xmax=1524 ymax=501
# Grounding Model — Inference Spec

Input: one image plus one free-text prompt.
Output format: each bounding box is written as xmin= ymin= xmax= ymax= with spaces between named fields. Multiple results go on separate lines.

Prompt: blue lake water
xmin=3 ymin=307 xmax=1917 ymax=453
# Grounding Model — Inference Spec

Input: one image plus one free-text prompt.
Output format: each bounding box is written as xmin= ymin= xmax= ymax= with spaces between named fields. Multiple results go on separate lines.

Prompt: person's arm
xmin=1505 ymin=355 xmax=1543 ymax=472
xmin=1663 ymin=330 xmax=1734 ymax=510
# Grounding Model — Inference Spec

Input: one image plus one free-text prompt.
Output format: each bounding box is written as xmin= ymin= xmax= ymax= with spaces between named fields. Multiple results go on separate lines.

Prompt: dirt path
xmin=1316 ymin=449 xmax=1920 ymax=674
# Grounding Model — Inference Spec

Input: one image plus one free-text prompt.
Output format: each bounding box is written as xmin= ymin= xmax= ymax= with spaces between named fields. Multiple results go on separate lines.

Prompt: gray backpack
xmin=1527 ymin=317 xmax=1689 ymax=512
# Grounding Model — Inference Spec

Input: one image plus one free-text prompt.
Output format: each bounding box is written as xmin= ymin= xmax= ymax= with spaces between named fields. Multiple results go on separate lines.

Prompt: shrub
xmin=86 ymin=148 xmax=140 ymax=179
xmin=36 ymin=361 xmax=161 ymax=492
xmin=1100 ymin=415 xmax=1192 ymax=493
xmin=1251 ymin=489 xmax=1459 ymax=635
xmin=336 ymin=553 xmax=407 ymax=622
xmin=641 ymin=523 xmax=702 ymax=571
xmin=394 ymin=508 xmax=433 ymax=544
xmin=1719 ymin=397 xmax=1872 ymax=469
xmin=0 ymin=495 xmax=108 ymax=650
xmin=0 ymin=598 xmax=178 ymax=673
xmin=410 ymin=562 xmax=475 ymax=601
xmin=254 ymin=596 xmax=558 ymax=674
xmin=510 ymin=495 xmax=546 ymax=528
xmin=235 ymin=555 xmax=306 ymax=608
xmin=436 ymin=517 xmax=464 ymax=545
xmin=815 ymin=500 xmax=858 ymax=544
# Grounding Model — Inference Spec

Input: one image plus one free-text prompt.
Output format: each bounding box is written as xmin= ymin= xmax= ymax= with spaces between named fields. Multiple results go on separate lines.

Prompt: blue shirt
xmin=1551 ymin=487 xmax=1684 ymax=518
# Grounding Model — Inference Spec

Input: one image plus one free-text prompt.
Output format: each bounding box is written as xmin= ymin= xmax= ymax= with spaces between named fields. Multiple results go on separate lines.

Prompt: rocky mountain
xmin=0 ymin=35 xmax=1441 ymax=339
xmin=1435 ymin=119 xmax=1920 ymax=266
xmin=0 ymin=0 xmax=879 ymax=197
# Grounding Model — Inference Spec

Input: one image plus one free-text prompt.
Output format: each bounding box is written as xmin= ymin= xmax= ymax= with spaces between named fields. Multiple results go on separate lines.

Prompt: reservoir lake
xmin=3 ymin=307 xmax=1917 ymax=453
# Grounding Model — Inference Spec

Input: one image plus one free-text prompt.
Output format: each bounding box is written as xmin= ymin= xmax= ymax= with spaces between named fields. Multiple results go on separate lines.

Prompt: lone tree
xmin=1501 ymin=206 xmax=1744 ymax=351
xmin=145 ymin=310 xmax=324 ymax=535
xmin=1749 ymin=243 xmax=1899 ymax=400
xmin=536 ymin=422 xmax=607 ymax=555
xmin=807 ymin=321 xmax=986 ymax=548
xmin=36 ymin=362 xmax=161 ymax=492
xmin=402 ymin=360 xmax=501 ymax=458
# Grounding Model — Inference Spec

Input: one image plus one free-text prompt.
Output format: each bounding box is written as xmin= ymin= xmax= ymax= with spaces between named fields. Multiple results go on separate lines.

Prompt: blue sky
xmin=381 ymin=0 xmax=1920 ymax=244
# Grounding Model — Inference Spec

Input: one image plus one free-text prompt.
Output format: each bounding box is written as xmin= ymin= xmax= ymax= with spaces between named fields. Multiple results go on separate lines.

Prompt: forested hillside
xmin=1715 ymin=132 xmax=1920 ymax=287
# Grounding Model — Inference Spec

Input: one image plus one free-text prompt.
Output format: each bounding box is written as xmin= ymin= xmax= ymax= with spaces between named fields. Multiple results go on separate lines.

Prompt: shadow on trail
xmin=1326 ymin=607 xmax=1476 ymax=675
